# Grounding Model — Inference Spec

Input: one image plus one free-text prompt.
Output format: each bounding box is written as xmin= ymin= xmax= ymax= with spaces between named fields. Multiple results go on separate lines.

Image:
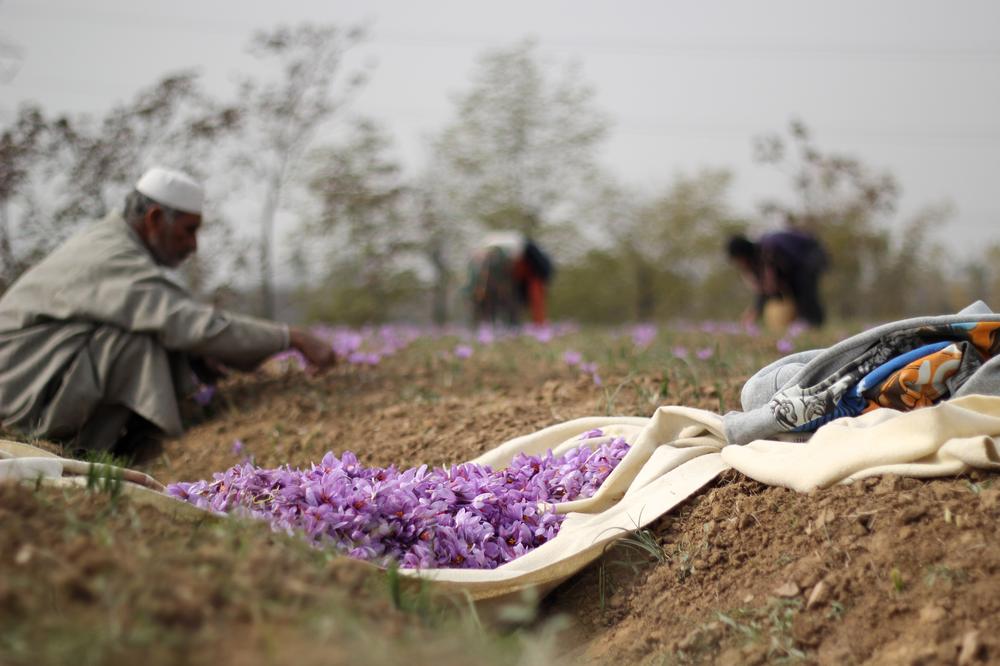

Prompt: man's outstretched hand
xmin=289 ymin=327 xmax=337 ymax=371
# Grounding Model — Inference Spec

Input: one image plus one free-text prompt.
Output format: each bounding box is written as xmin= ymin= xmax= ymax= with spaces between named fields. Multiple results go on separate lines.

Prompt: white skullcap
xmin=481 ymin=230 xmax=526 ymax=255
xmin=135 ymin=166 xmax=204 ymax=214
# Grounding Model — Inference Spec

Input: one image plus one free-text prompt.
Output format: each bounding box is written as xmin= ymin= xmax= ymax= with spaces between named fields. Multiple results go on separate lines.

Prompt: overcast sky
xmin=2 ymin=0 xmax=999 ymax=258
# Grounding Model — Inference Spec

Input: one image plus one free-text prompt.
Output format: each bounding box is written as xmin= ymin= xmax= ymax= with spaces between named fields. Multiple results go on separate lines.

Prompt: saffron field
xmin=3 ymin=321 xmax=1000 ymax=665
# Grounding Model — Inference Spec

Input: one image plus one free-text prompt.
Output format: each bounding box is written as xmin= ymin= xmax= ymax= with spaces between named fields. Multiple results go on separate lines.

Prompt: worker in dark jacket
xmin=726 ymin=229 xmax=829 ymax=329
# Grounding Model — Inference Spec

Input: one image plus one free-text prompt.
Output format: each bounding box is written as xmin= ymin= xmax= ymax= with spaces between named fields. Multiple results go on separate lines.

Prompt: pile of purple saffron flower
xmin=168 ymin=435 xmax=629 ymax=570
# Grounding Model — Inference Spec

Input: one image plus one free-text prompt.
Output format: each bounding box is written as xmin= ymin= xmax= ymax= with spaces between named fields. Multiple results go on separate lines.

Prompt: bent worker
xmin=467 ymin=231 xmax=554 ymax=326
xmin=0 ymin=167 xmax=335 ymax=456
xmin=726 ymin=229 xmax=829 ymax=329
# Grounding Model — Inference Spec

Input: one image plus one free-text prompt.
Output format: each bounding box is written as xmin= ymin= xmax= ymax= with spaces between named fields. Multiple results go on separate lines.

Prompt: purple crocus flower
xmin=786 ymin=321 xmax=808 ymax=338
xmin=192 ymin=384 xmax=216 ymax=407
xmin=525 ymin=325 xmax=554 ymax=343
xmin=347 ymin=351 xmax=382 ymax=366
xmin=272 ymin=349 xmax=307 ymax=370
xmin=696 ymin=347 xmax=714 ymax=360
xmin=776 ymin=338 xmax=794 ymax=353
xmin=719 ymin=322 xmax=743 ymax=336
xmin=577 ymin=361 xmax=602 ymax=386
xmin=454 ymin=344 xmax=473 ymax=359
xmin=672 ymin=346 xmax=689 ymax=359
xmin=168 ymin=437 xmax=630 ymax=571
xmin=563 ymin=350 xmax=583 ymax=366
xmin=631 ymin=324 xmax=657 ymax=349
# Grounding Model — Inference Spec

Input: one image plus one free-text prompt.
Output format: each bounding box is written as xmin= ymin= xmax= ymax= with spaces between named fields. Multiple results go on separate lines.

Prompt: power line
xmin=608 ymin=121 xmax=1000 ymax=145
xmin=376 ymin=33 xmax=1000 ymax=61
xmin=5 ymin=86 xmax=1000 ymax=148
xmin=7 ymin=4 xmax=1000 ymax=61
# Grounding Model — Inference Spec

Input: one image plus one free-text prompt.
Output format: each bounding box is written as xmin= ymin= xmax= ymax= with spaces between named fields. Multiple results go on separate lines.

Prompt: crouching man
xmin=0 ymin=167 xmax=334 ymax=455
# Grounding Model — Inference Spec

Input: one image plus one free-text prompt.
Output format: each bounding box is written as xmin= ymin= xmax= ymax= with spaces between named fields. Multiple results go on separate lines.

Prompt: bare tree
xmin=0 ymin=104 xmax=48 ymax=285
xmin=0 ymin=72 xmax=240 ymax=291
xmin=0 ymin=39 xmax=21 ymax=84
xmin=304 ymin=119 xmax=415 ymax=323
xmin=753 ymin=119 xmax=909 ymax=318
xmin=231 ymin=23 xmax=368 ymax=318
xmin=423 ymin=39 xmax=610 ymax=323
xmin=51 ymin=71 xmax=239 ymax=224
xmin=433 ymin=39 xmax=609 ymax=243
xmin=417 ymin=189 xmax=451 ymax=325
xmin=615 ymin=170 xmax=746 ymax=319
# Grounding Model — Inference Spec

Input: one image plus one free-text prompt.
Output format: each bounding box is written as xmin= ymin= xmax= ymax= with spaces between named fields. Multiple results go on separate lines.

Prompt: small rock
xmin=14 ymin=544 xmax=32 ymax=566
xmin=918 ymin=604 xmax=947 ymax=624
xmin=815 ymin=508 xmax=836 ymax=530
xmin=806 ymin=581 xmax=829 ymax=609
xmin=899 ymin=506 xmax=927 ymax=524
xmin=717 ymin=647 xmax=744 ymax=666
xmin=773 ymin=582 xmax=800 ymax=598
xmin=978 ymin=488 xmax=1000 ymax=510
xmin=678 ymin=627 xmax=703 ymax=650
xmin=874 ymin=475 xmax=901 ymax=495
xmin=796 ymin=568 xmax=820 ymax=590
xmin=607 ymin=592 xmax=624 ymax=609
xmin=930 ymin=484 xmax=955 ymax=500
xmin=742 ymin=593 xmax=755 ymax=604
xmin=958 ymin=630 xmax=981 ymax=665
xmin=959 ymin=532 xmax=979 ymax=546
xmin=739 ymin=644 xmax=770 ymax=666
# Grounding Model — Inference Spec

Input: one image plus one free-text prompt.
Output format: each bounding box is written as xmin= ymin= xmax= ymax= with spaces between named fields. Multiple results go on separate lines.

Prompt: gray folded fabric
xmin=723 ymin=301 xmax=1000 ymax=445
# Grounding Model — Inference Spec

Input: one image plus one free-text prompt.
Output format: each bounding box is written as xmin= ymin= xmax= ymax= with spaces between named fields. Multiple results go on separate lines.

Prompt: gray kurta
xmin=0 ymin=211 xmax=289 ymax=440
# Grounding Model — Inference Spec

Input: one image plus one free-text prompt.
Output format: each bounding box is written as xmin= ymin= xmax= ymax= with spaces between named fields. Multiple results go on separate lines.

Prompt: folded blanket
xmin=722 ymin=394 xmax=1000 ymax=492
xmin=724 ymin=300 xmax=1000 ymax=444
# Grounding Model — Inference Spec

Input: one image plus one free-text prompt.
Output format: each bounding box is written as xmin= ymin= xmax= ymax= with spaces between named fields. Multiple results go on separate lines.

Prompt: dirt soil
xmin=3 ymin=334 xmax=999 ymax=665
xmin=556 ymin=470 xmax=1000 ymax=665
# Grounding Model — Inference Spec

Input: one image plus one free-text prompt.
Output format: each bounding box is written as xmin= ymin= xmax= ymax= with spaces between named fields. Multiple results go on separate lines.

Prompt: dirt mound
xmin=0 ymin=482 xmax=395 ymax=665
xmin=4 ymin=329 xmax=999 ymax=664
xmin=554 ymin=470 xmax=1000 ymax=664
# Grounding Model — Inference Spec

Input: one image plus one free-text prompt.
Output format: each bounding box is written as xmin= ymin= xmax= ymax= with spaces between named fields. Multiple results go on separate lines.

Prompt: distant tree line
xmin=1 ymin=26 xmax=995 ymax=324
